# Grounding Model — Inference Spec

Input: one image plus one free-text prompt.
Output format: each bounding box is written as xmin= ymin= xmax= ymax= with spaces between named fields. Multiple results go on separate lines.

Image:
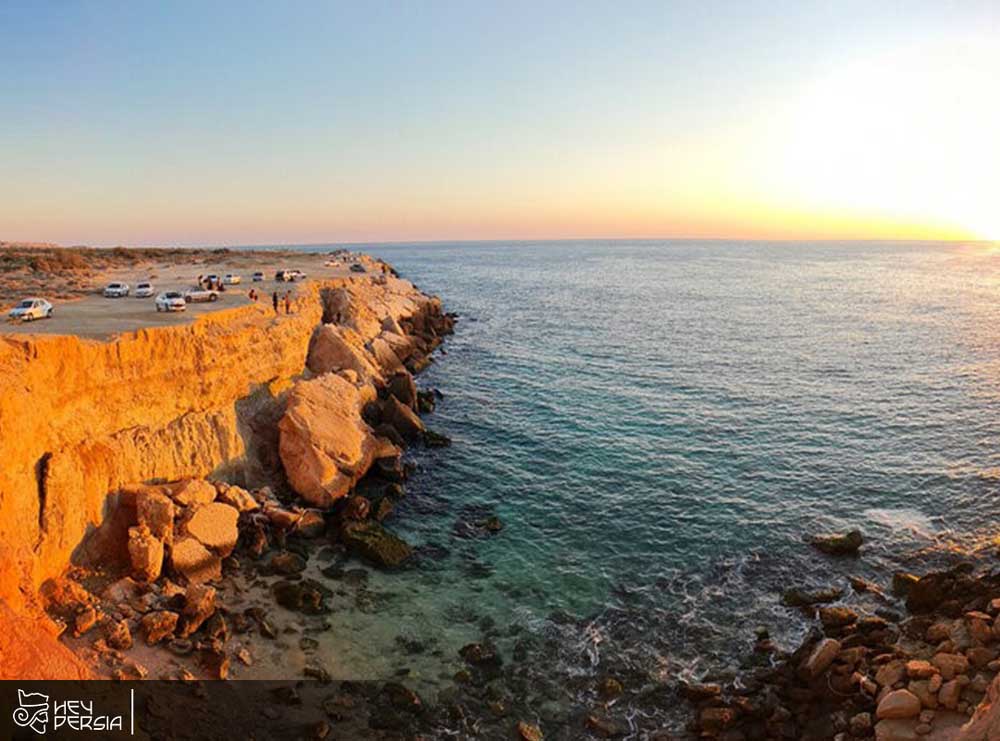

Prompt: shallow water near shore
xmin=256 ymin=240 xmax=1000 ymax=733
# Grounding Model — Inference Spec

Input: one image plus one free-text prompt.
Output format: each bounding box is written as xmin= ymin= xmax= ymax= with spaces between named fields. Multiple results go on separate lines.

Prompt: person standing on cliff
xmin=272 ymin=291 xmax=279 ymax=313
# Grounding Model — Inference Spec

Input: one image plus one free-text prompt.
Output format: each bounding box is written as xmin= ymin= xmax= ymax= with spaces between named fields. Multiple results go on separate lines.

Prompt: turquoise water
xmin=288 ymin=240 xmax=1000 ymax=733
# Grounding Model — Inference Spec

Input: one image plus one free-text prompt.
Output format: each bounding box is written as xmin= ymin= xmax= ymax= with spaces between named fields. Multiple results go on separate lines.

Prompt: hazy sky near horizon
xmin=1 ymin=1 xmax=998 ymax=246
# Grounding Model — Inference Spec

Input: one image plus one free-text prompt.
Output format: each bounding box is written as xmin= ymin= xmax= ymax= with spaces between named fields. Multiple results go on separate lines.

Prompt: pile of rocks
xmin=691 ymin=562 xmax=1000 ymax=740
xmin=43 ymin=478 xmax=330 ymax=679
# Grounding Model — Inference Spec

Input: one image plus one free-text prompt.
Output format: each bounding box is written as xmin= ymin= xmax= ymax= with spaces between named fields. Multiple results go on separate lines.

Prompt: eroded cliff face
xmin=0 ymin=271 xmax=442 ymax=617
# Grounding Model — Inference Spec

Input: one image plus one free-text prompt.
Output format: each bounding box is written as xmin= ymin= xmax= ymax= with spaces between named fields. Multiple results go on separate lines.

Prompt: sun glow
xmin=767 ymin=36 xmax=1000 ymax=240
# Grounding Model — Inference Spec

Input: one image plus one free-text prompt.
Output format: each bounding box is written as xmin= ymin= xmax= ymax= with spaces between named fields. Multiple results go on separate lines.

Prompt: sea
xmin=253 ymin=239 xmax=1000 ymax=735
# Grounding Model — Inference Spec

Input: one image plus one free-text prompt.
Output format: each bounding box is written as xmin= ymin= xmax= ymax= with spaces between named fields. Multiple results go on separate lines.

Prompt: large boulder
xmin=368 ymin=336 xmax=405 ymax=375
xmin=387 ymin=372 xmax=417 ymax=409
xmin=382 ymin=395 xmax=425 ymax=441
xmin=340 ymin=521 xmax=412 ymax=568
xmin=320 ymin=286 xmax=356 ymax=325
xmin=906 ymin=564 xmax=988 ymax=614
xmin=876 ymin=689 xmax=921 ymax=719
xmin=137 ymin=488 xmax=175 ymax=544
xmin=278 ymin=374 xmax=380 ymax=507
xmin=168 ymin=479 xmax=217 ymax=507
xmin=800 ymin=638 xmax=840 ymax=678
xmin=170 ymin=537 xmax=221 ymax=584
xmin=306 ymin=324 xmax=382 ymax=382
xmin=379 ymin=331 xmax=416 ymax=362
xmin=181 ymin=502 xmax=239 ymax=557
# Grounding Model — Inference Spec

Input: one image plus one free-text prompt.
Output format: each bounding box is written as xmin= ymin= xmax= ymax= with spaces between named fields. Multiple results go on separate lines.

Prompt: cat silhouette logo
xmin=12 ymin=690 xmax=49 ymax=734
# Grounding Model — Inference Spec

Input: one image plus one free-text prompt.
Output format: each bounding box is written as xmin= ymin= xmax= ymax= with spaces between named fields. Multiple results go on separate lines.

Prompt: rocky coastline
xmin=4 ymin=249 xmax=1000 ymax=740
xmin=686 ymin=533 xmax=1000 ymax=741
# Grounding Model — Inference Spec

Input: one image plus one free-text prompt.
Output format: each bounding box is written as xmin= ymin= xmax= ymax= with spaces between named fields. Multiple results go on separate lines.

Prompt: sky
xmin=1 ymin=0 xmax=998 ymax=246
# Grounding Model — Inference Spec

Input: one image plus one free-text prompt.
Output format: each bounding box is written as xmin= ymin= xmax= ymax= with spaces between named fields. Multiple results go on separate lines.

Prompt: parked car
xmin=103 ymin=282 xmax=130 ymax=297
xmin=155 ymin=291 xmax=187 ymax=312
xmin=349 ymin=263 xmax=366 ymax=273
xmin=223 ymin=274 xmax=241 ymax=285
xmin=184 ymin=287 xmax=220 ymax=303
xmin=252 ymin=271 xmax=265 ymax=282
xmin=134 ymin=282 xmax=155 ymax=298
xmin=199 ymin=274 xmax=220 ymax=288
xmin=8 ymin=297 xmax=53 ymax=321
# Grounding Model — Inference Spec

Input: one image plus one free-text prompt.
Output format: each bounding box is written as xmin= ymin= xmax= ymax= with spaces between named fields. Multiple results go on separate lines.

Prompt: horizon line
xmin=9 ymin=235 xmax=991 ymax=250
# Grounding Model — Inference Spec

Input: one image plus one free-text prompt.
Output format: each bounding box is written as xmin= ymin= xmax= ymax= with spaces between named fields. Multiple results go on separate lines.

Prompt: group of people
xmin=245 ymin=288 xmax=291 ymax=314
xmin=196 ymin=275 xmax=227 ymax=292
xmin=196 ymin=274 xmax=292 ymax=315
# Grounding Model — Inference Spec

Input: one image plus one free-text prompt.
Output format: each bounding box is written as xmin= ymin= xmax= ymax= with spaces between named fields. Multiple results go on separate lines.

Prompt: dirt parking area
xmin=1 ymin=250 xmax=375 ymax=340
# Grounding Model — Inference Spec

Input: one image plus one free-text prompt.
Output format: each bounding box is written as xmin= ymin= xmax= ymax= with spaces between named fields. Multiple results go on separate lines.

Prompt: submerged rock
xmin=268 ymin=550 xmax=307 ymax=575
xmin=423 ymin=429 xmax=451 ymax=448
xmin=416 ymin=389 xmax=436 ymax=414
xmin=516 ymin=721 xmax=544 ymax=741
xmin=460 ymin=641 xmax=503 ymax=668
xmin=782 ymin=586 xmax=844 ymax=607
xmin=273 ymin=579 xmax=331 ymax=614
xmin=340 ymin=521 xmax=412 ymax=568
xmin=809 ymin=529 xmax=863 ymax=556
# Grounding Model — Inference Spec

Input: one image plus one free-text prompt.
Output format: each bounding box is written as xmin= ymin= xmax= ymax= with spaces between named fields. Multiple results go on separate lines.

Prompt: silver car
xmin=8 ymin=298 xmax=53 ymax=321
xmin=184 ymin=287 xmax=220 ymax=303
xmin=103 ymin=282 xmax=130 ymax=298
xmin=155 ymin=291 xmax=187 ymax=312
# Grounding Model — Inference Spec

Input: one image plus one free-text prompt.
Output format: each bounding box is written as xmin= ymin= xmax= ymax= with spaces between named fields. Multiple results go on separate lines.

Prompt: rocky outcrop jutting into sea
xmin=0 ymin=255 xmax=453 ymax=677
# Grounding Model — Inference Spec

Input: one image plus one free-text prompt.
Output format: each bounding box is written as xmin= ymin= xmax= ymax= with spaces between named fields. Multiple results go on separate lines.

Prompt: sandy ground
xmin=1 ymin=251 xmax=371 ymax=340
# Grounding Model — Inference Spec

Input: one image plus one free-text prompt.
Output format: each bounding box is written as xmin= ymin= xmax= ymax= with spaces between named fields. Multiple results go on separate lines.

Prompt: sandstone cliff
xmin=0 ymin=270 xmax=445 ymax=625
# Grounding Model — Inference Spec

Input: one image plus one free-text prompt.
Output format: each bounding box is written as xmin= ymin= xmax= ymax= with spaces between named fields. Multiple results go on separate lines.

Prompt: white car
xmin=275 ymin=269 xmax=306 ymax=282
xmin=184 ymin=287 xmax=220 ymax=303
xmin=252 ymin=271 xmax=265 ymax=282
xmin=155 ymin=291 xmax=187 ymax=312
xmin=8 ymin=297 xmax=53 ymax=321
xmin=134 ymin=282 xmax=155 ymax=298
xmin=223 ymin=274 xmax=241 ymax=285
xmin=104 ymin=282 xmax=130 ymax=298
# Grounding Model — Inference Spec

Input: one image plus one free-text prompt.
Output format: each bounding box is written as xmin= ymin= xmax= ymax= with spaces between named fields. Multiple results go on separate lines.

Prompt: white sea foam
xmin=863 ymin=507 xmax=935 ymax=536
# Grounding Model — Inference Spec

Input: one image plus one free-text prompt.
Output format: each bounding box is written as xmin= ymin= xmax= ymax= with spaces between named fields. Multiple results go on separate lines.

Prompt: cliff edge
xmin=0 ymin=261 xmax=448 ymax=646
